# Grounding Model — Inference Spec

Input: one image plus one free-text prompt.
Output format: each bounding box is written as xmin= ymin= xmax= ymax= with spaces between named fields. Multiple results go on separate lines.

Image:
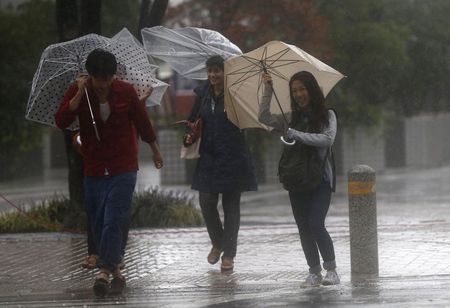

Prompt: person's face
xmin=207 ymin=66 xmax=224 ymax=87
xmin=291 ymin=79 xmax=310 ymax=109
xmin=90 ymin=76 xmax=114 ymax=97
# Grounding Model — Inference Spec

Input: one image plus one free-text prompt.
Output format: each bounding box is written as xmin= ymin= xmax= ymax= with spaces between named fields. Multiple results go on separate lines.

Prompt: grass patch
xmin=0 ymin=187 xmax=203 ymax=233
xmin=0 ymin=195 xmax=70 ymax=233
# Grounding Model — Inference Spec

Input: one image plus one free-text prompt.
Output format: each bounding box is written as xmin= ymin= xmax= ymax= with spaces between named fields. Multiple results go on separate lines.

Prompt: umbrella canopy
xmin=141 ymin=26 xmax=242 ymax=80
xmin=224 ymin=40 xmax=345 ymax=130
xmin=26 ymin=32 xmax=168 ymax=129
xmin=111 ymin=27 xmax=159 ymax=75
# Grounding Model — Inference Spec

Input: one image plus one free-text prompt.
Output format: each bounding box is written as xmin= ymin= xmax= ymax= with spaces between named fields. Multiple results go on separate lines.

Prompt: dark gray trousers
xmin=199 ymin=191 xmax=241 ymax=258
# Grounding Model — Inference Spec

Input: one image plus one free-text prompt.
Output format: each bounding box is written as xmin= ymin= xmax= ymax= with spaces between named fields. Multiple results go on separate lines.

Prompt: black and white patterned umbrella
xmin=26 ymin=32 xmax=168 ymax=129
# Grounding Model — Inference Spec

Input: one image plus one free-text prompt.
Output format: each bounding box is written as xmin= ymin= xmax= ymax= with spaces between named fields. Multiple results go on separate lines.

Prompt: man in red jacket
xmin=55 ymin=49 xmax=163 ymax=297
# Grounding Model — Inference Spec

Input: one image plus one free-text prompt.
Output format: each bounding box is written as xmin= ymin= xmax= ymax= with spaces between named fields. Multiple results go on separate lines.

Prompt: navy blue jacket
xmin=188 ymin=82 xmax=257 ymax=193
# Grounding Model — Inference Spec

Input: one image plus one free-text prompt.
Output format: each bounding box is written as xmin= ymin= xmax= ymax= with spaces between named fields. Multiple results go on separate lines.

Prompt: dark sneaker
xmin=118 ymin=260 xmax=125 ymax=270
xmin=110 ymin=276 xmax=126 ymax=295
xmin=322 ymin=270 xmax=340 ymax=285
xmin=220 ymin=257 xmax=234 ymax=272
xmin=207 ymin=247 xmax=222 ymax=264
xmin=93 ymin=273 xmax=109 ymax=297
xmin=93 ymin=278 xmax=109 ymax=297
xmin=301 ymin=273 xmax=322 ymax=287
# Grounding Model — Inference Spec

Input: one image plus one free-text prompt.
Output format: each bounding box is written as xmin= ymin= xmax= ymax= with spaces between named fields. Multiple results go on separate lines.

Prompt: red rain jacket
xmin=55 ymin=80 xmax=156 ymax=176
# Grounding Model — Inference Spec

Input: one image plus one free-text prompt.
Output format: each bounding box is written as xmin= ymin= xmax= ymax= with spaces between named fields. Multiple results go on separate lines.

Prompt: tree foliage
xmin=165 ymin=0 xmax=332 ymax=58
xmin=0 ymin=1 xmax=57 ymax=180
xmin=313 ymin=0 xmax=409 ymax=127
xmin=384 ymin=0 xmax=450 ymax=116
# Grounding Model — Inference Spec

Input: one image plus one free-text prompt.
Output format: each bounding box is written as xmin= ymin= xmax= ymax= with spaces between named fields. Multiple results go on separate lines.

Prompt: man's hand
xmin=76 ymin=73 xmax=89 ymax=92
xmin=139 ymin=85 xmax=154 ymax=102
xmin=150 ymin=141 xmax=164 ymax=169
xmin=69 ymin=74 xmax=89 ymax=111
xmin=153 ymin=152 xmax=164 ymax=169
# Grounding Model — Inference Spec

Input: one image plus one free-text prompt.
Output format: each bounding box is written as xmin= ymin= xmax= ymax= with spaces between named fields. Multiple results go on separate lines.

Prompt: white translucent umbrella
xmin=26 ymin=32 xmax=168 ymax=129
xmin=141 ymin=26 xmax=242 ymax=80
xmin=111 ymin=27 xmax=159 ymax=75
xmin=224 ymin=40 xmax=345 ymax=131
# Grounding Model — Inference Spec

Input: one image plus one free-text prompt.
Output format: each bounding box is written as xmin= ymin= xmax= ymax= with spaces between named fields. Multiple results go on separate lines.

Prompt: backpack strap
xmin=328 ymin=108 xmax=338 ymax=192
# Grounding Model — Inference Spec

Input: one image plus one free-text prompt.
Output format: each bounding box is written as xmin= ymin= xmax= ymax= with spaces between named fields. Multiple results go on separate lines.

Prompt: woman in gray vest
xmin=258 ymin=71 xmax=340 ymax=286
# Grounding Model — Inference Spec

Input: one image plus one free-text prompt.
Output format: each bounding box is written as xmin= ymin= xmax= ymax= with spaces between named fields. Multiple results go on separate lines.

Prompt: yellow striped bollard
xmin=348 ymin=165 xmax=379 ymax=278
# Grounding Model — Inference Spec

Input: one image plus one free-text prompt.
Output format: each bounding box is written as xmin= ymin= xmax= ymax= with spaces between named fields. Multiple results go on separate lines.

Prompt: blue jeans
xmin=84 ymin=171 xmax=137 ymax=272
xmin=289 ymin=181 xmax=336 ymax=274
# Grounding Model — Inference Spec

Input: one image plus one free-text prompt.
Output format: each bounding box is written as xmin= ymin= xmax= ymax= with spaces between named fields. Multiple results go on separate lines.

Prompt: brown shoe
xmin=207 ymin=247 xmax=222 ymax=264
xmin=221 ymin=257 xmax=234 ymax=272
xmin=82 ymin=254 xmax=98 ymax=269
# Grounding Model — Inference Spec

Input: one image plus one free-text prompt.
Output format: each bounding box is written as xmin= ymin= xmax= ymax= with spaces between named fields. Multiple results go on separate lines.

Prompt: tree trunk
xmin=55 ymin=0 xmax=101 ymax=229
xmin=138 ymin=0 xmax=168 ymax=34
xmin=80 ymin=0 xmax=102 ymax=35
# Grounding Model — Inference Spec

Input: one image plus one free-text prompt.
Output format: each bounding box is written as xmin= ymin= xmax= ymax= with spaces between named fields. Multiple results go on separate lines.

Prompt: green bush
xmin=0 ymin=188 xmax=203 ymax=233
xmin=130 ymin=187 xmax=204 ymax=228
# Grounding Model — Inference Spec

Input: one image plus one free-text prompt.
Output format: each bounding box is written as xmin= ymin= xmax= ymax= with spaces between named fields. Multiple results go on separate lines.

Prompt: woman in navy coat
xmin=184 ymin=55 xmax=257 ymax=272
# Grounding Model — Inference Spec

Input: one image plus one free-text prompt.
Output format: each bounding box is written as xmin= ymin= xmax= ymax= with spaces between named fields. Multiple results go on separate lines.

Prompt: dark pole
xmin=261 ymin=61 xmax=289 ymax=126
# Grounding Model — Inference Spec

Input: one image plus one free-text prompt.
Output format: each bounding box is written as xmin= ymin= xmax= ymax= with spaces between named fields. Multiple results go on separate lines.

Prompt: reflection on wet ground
xmin=1 ymin=165 xmax=450 ymax=306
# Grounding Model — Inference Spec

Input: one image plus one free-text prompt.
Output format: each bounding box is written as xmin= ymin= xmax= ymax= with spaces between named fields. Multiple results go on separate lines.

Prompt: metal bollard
xmin=348 ymin=164 xmax=379 ymax=277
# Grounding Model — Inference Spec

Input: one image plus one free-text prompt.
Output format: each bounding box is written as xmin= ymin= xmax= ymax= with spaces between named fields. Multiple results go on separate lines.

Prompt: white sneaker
xmin=322 ymin=270 xmax=340 ymax=285
xmin=302 ymin=273 xmax=322 ymax=287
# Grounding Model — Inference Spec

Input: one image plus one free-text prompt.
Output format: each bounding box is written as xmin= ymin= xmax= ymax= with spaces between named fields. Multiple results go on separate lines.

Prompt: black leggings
xmin=199 ymin=191 xmax=241 ymax=258
xmin=289 ymin=182 xmax=336 ymax=273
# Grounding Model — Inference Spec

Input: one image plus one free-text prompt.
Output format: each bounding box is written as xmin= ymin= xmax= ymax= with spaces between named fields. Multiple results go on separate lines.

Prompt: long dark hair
xmin=289 ymin=71 xmax=328 ymax=132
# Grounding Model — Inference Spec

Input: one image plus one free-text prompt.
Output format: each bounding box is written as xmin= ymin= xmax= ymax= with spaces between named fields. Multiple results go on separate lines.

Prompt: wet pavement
xmin=1 ymin=165 xmax=450 ymax=307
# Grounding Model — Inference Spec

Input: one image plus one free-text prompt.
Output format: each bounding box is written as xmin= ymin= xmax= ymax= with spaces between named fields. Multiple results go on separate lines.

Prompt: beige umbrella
xmin=224 ymin=40 xmax=345 ymax=131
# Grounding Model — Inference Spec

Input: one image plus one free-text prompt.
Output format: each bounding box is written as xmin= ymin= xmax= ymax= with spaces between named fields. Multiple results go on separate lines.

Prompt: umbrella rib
xmin=29 ymin=65 xmax=77 ymax=103
xmin=226 ymin=55 xmax=268 ymax=86
xmin=228 ymin=68 xmax=263 ymax=89
xmin=57 ymin=45 xmax=79 ymax=58
xmin=225 ymin=85 xmax=241 ymax=129
xmin=144 ymin=28 xmax=222 ymax=59
xmin=259 ymin=47 xmax=290 ymax=125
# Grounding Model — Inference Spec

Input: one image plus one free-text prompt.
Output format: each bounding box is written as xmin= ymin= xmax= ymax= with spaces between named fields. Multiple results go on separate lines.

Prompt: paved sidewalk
xmin=1 ymin=220 xmax=450 ymax=307
xmin=1 ymin=166 xmax=450 ymax=307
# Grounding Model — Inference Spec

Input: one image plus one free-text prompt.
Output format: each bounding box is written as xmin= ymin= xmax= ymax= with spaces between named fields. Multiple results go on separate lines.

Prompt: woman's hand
xmin=183 ymin=133 xmax=193 ymax=146
xmin=262 ymin=73 xmax=273 ymax=87
xmin=287 ymin=128 xmax=302 ymax=141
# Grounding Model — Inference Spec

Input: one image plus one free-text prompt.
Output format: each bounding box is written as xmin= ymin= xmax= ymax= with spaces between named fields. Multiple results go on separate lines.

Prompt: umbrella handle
xmin=280 ymin=136 xmax=296 ymax=146
xmin=84 ymin=88 xmax=101 ymax=142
